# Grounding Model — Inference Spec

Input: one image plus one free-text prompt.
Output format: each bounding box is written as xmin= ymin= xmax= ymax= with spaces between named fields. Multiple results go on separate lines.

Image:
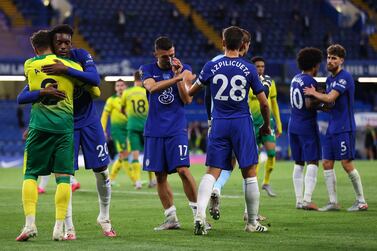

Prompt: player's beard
xmin=327 ymin=64 xmax=338 ymax=74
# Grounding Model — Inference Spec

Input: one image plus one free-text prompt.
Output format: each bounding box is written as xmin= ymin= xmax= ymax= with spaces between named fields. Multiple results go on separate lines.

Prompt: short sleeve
xmin=197 ymin=62 xmax=213 ymax=86
xmin=248 ymin=66 xmax=264 ymax=95
xmin=332 ymin=77 xmax=348 ymax=95
xmin=140 ymin=65 xmax=153 ymax=82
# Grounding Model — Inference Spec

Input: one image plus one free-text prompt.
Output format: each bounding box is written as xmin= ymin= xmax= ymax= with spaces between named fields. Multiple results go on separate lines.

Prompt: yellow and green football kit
xmin=249 ymin=75 xmax=282 ymax=185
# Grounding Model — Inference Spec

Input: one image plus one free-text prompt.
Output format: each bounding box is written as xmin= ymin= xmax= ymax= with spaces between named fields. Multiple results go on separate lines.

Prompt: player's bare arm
xmin=304 ymin=86 xmax=340 ymax=103
xmin=41 ymin=59 xmax=68 ymax=75
xmin=188 ymin=79 xmax=203 ymax=96
xmin=177 ymin=70 xmax=195 ymax=104
xmin=256 ymin=91 xmax=271 ymax=136
xmin=143 ymin=75 xmax=183 ymax=94
xmin=40 ymin=83 xmax=67 ymax=100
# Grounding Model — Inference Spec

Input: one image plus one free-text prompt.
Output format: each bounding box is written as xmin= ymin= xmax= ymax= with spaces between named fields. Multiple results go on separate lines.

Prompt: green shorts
xmin=128 ymin=129 xmax=144 ymax=151
xmin=254 ymin=120 xmax=276 ymax=146
xmin=112 ymin=130 xmax=128 ymax=153
xmin=23 ymin=128 xmax=74 ymax=179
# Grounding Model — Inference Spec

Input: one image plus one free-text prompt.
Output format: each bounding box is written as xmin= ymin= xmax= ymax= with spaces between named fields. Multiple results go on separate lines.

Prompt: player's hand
xmin=303 ymin=85 xmax=317 ymax=96
xmin=259 ymin=124 xmax=271 ymax=137
xmin=276 ymin=130 xmax=282 ymax=138
xmin=40 ymin=83 xmax=67 ymax=100
xmin=171 ymin=57 xmax=183 ymax=75
xmin=22 ymin=128 xmax=29 ymax=141
xmin=42 ymin=59 xmax=68 ymax=75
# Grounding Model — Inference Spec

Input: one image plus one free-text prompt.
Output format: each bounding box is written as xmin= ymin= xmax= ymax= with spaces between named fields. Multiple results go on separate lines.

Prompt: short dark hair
xmin=154 ymin=36 xmax=173 ymax=51
xmin=241 ymin=28 xmax=251 ymax=43
xmin=50 ymin=24 xmax=74 ymax=37
xmin=222 ymin=26 xmax=243 ymax=50
xmin=134 ymin=70 xmax=141 ymax=82
xmin=297 ymin=47 xmax=323 ymax=71
xmin=251 ymin=56 xmax=265 ymax=64
xmin=327 ymin=44 xmax=346 ymax=58
xmin=30 ymin=30 xmax=51 ymax=50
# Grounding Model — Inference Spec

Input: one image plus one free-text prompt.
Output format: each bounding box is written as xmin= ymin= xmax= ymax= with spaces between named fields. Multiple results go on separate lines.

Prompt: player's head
xmin=222 ymin=26 xmax=244 ymax=51
xmin=326 ymin=44 xmax=345 ymax=73
xmin=251 ymin=56 xmax=265 ymax=76
xmin=154 ymin=36 xmax=175 ymax=70
xmin=115 ymin=79 xmax=127 ymax=95
xmin=134 ymin=70 xmax=142 ymax=86
xmin=296 ymin=47 xmax=323 ymax=76
xmin=30 ymin=30 xmax=52 ymax=55
xmin=49 ymin=24 xmax=74 ymax=58
xmin=239 ymin=28 xmax=251 ymax=57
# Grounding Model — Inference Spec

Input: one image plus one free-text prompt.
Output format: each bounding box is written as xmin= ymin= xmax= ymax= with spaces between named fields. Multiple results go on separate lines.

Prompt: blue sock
xmin=213 ymin=170 xmax=232 ymax=194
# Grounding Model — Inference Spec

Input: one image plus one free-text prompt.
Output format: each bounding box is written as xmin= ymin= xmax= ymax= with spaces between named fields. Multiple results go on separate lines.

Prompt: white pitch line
xmin=0 ymin=186 xmax=243 ymax=199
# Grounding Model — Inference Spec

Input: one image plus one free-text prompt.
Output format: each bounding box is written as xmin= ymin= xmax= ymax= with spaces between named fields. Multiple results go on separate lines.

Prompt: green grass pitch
xmin=0 ymin=160 xmax=376 ymax=250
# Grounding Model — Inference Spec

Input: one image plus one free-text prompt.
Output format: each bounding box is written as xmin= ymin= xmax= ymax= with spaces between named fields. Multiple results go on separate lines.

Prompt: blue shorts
xmin=74 ymin=120 xmax=110 ymax=170
xmin=289 ymin=131 xmax=321 ymax=162
xmin=143 ymin=134 xmax=190 ymax=174
xmin=322 ymin=132 xmax=356 ymax=160
xmin=206 ymin=117 xmax=258 ymax=170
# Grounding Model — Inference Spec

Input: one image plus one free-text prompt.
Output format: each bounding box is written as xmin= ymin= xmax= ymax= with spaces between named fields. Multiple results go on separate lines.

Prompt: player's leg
xmin=80 ymin=122 xmax=115 ymax=236
xmin=301 ymin=133 xmax=321 ymax=210
xmin=17 ymin=129 xmax=53 ymax=241
xmin=165 ymin=134 xmax=198 ymax=222
xmin=337 ymin=132 xmax=368 ymax=211
xmin=209 ymin=169 xmax=232 ymax=220
xmin=52 ymin=132 xmax=74 ymax=241
xmin=71 ymin=175 xmax=80 ymax=192
xmin=290 ymin=132 xmax=304 ymax=208
xmin=143 ymin=136 xmax=179 ymax=230
xmin=64 ymin=175 xmax=76 ymax=240
xmin=261 ymin=139 xmax=277 ymax=197
xmin=38 ymin=175 xmax=50 ymax=194
xmin=319 ymin=134 xmax=340 ymax=211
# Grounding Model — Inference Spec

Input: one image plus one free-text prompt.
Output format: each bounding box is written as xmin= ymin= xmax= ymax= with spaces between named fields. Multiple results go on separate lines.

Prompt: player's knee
xmin=322 ymin=160 xmax=333 ymax=170
xmin=266 ymin=149 xmax=276 ymax=158
xmin=177 ymin=167 xmax=190 ymax=177
xmin=93 ymin=166 xmax=107 ymax=173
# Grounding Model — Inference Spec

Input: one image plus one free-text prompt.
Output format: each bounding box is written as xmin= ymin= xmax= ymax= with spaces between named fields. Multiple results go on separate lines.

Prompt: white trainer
xmin=16 ymin=224 xmax=38 ymax=241
xmin=194 ymin=217 xmax=207 ymax=235
xmin=52 ymin=223 xmax=64 ymax=241
xmin=318 ymin=202 xmax=340 ymax=212
xmin=245 ymin=222 xmax=268 ymax=233
xmin=154 ymin=215 xmax=180 ymax=231
xmin=347 ymin=201 xmax=368 ymax=212
xmin=64 ymin=228 xmax=77 ymax=240
xmin=97 ymin=218 xmax=117 ymax=237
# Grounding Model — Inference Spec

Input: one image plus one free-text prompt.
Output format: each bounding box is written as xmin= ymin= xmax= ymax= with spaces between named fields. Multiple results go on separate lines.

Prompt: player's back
xmin=199 ymin=56 xmax=264 ymax=119
xmin=288 ymin=73 xmax=318 ymax=135
xmin=25 ymin=54 xmax=82 ymax=133
xmin=122 ymin=86 xmax=148 ymax=131
xmin=103 ymin=95 xmax=127 ymax=129
xmin=326 ymin=69 xmax=356 ymax=134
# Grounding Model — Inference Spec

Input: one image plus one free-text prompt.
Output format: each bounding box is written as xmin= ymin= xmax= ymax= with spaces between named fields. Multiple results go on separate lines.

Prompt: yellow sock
xmin=110 ymin=159 xmax=123 ymax=181
xmin=22 ymin=179 xmax=38 ymax=218
xmin=148 ymin=171 xmax=155 ymax=182
xmin=55 ymin=180 xmax=71 ymax=221
xmin=123 ymin=160 xmax=137 ymax=184
xmin=132 ymin=161 xmax=141 ymax=182
xmin=263 ymin=156 xmax=275 ymax=185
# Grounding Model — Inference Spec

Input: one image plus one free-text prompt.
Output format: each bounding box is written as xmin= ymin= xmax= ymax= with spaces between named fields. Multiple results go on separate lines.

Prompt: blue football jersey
xmin=288 ymin=73 xmax=319 ymax=134
xmin=197 ymin=56 xmax=264 ymax=119
xmin=70 ymin=48 xmax=100 ymax=129
xmin=326 ymin=69 xmax=356 ymax=134
xmin=140 ymin=62 xmax=191 ymax=137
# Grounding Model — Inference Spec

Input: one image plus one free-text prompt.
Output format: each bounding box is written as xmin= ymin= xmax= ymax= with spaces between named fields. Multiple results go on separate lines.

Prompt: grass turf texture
xmin=0 ymin=160 xmax=376 ymax=251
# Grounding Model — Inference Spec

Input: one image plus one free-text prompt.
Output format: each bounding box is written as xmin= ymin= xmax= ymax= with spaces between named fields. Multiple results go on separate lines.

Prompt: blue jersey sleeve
xmin=17 ymin=85 xmax=40 ymax=104
xmin=198 ymin=62 xmax=213 ymax=86
xmin=331 ymin=73 xmax=350 ymax=95
xmin=182 ymin=64 xmax=192 ymax=72
xmin=248 ymin=66 xmax=264 ymax=95
xmin=140 ymin=64 xmax=153 ymax=82
xmin=68 ymin=48 xmax=100 ymax=86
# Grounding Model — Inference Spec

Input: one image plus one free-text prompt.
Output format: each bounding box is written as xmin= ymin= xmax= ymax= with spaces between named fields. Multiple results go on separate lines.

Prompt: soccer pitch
xmin=1 ymin=161 xmax=376 ymax=251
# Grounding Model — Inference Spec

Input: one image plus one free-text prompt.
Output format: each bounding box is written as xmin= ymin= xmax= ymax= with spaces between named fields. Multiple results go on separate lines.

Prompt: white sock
xmin=189 ymin=201 xmax=197 ymax=217
xmin=94 ymin=169 xmax=111 ymax=220
xmin=164 ymin=205 xmax=177 ymax=219
xmin=196 ymin=174 xmax=216 ymax=220
xmin=292 ymin=164 xmax=304 ymax=204
xmin=72 ymin=176 xmax=78 ymax=185
xmin=54 ymin=220 xmax=64 ymax=229
xmin=65 ymin=176 xmax=74 ymax=230
xmin=25 ymin=215 xmax=35 ymax=227
xmin=39 ymin=175 xmax=50 ymax=189
xmin=303 ymin=164 xmax=318 ymax=203
xmin=324 ymin=169 xmax=337 ymax=204
xmin=244 ymin=177 xmax=259 ymax=225
xmin=348 ymin=169 xmax=366 ymax=203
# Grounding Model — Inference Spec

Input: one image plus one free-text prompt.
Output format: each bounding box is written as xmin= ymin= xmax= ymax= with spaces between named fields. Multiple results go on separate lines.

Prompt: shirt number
xmin=213 ymin=74 xmax=247 ymax=102
xmin=290 ymin=87 xmax=303 ymax=109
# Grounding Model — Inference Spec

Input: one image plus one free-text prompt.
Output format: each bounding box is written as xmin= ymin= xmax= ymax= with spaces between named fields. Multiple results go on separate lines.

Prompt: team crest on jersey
xmin=338 ymin=79 xmax=347 ymax=85
xmin=158 ymin=87 xmax=174 ymax=104
xmin=34 ymin=69 xmax=40 ymax=74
